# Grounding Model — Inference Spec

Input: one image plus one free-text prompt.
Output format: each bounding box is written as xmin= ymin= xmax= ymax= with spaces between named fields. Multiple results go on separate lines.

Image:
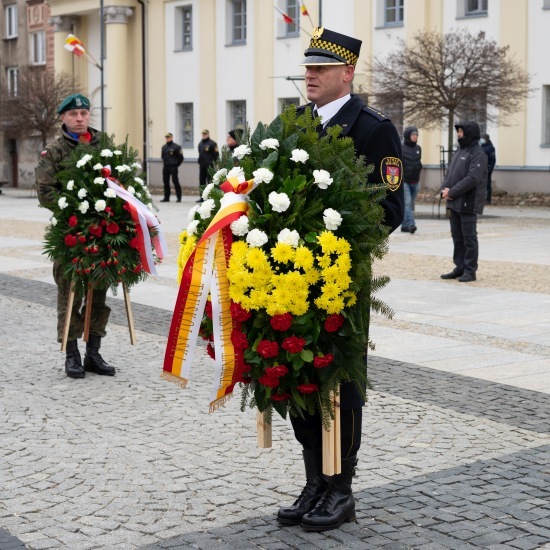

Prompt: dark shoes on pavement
xmin=84 ymin=335 xmax=116 ymax=376
xmin=458 ymin=273 xmax=476 ymax=282
xmin=65 ymin=339 xmax=85 ymax=378
xmin=160 ymin=198 xmax=169 ymax=202
xmin=401 ymin=225 xmax=417 ymax=233
xmin=440 ymin=270 xmax=476 ymax=282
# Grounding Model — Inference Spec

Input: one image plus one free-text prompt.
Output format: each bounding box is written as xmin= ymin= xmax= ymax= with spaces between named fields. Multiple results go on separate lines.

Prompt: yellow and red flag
xmin=64 ymin=34 xmax=86 ymax=57
xmin=300 ymin=2 xmax=309 ymax=16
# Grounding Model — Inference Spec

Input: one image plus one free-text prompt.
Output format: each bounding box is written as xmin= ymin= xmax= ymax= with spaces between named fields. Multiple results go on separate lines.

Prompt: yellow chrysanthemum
xmin=316 ymin=254 xmax=332 ymax=269
xmin=294 ymin=246 xmax=315 ymax=270
xmin=246 ymin=248 xmax=269 ymax=269
xmin=177 ymin=232 xmax=197 ymax=282
xmin=332 ymin=238 xmax=352 ymax=254
xmin=271 ymin=242 xmax=295 ymax=264
xmin=303 ymin=268 xmax=321 ymax=284
xmin=344 ymin=292 xmax=357 ymax=306
xmin=317 ymin=231 xmax=339 ymax=252
xmin=320 ymin=282 xmax=341 ymax=299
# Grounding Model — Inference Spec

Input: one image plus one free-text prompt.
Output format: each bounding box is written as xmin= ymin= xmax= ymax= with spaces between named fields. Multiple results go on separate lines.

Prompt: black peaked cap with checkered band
xmin=300 ymin=27 xmax=362 ymax=66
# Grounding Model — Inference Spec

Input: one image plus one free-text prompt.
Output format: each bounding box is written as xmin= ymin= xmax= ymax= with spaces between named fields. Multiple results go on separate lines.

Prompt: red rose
xmin=204 ymin=301 xmax=213 ymax=319
xmin=106 ymin=222 xmax=120 ymax=234
xmin=100 ymin=261 xmax=106 ymax=268
xmin=313 ymin=354 xmax=334 ymax=369
xmin=89 ymin=225 xmax=103 ymax=238
xmin=133 ymin=263 xmax=142 ymax=273
xmin=265 ymin=365 xmax=288 ymax=378
xmin=206 ymin=343 xmax=215 ymax=359
xmin=71 ymin=258 xmax=79 ymax=264
xmin=282 ymin=336 xmax=306 ymax=354
xmin=270 ymin=313 xmax=293 ymax=331
xmin=230 ymin=302 xmax=252 ymax=322
xmin=271 ymin=393 xmax=291 ymax=401
xmin=129 ymin=237 xmax=141 ymax=250
xmin=105 ymin=206 xmax=112 ymax=215
xmin=64 ymin=234 xmax=78 ymax=247
xmin=231 ymin=329 xmax=249 ymax=350
xmin=68 ymin=215 xmax=78 ymax=227
xmin=297 ymin=383 xmax=318 ymax=394
xmin=324 ymin=314 xmax=345 ymax=333
xmin=78 ymin=235 xmax=86 ymax=243
xmin=257 ymin=340 xmax=279 ymax=358
xmin=258 ymin=375 xmax=279 ymax=388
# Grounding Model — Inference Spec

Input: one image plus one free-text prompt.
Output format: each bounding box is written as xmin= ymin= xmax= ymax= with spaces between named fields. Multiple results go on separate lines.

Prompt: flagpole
xmin=100 ymin=0 xmax=105 ymax=133
xmin=318 ymin=0 xmax=322 ymax=26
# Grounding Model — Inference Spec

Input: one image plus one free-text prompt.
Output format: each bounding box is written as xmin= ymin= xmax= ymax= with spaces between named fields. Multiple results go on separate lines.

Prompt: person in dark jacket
xmin=440 ymin=121 xmax=488 ymax=283
xmin=161 ymin=133 xmax=184 ymax=202
xmin=276 ymin=27 xmax=404 ymax=533
xmin=226 ymin=128 xmax=243 ymax=153
xmin=480 ymin=133 xmax=496 ymax=204
xmin=401 ymin=126 xmax=422 ymax=233
xmin=197 ymin=129 xmax=219 ymax=193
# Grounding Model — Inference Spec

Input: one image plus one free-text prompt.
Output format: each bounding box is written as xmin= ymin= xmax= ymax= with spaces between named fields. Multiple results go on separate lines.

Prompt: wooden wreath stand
xmin=60 ymin=280 xmax=136 ymax=351
xmin=256 ymin=388 xmax=341 ymax=475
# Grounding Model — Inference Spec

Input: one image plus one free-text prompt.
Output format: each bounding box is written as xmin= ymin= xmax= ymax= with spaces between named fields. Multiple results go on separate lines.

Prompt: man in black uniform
xmin=197 ymin=129 xmax=219 ymax=196
xmin=277 ymin=27 xmax=404 ymax=532
xmin=161 ymin=132 xmax=184 ymax=202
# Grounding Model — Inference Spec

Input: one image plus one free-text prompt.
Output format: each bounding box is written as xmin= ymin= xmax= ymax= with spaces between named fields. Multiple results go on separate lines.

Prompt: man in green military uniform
xmin=36 ymin=93 xmax=116 ymax=379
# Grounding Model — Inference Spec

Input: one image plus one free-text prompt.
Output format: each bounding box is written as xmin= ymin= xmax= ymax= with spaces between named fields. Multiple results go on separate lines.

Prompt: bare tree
xmin=365 ymin=29 xmax=531 ymax=163
xmin=0 ymin=66 xmax=78 ymax=149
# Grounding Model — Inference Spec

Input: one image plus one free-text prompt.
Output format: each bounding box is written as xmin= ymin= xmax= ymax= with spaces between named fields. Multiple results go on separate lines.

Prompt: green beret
xmin=57 ymin=93 xmax=91 ymax=115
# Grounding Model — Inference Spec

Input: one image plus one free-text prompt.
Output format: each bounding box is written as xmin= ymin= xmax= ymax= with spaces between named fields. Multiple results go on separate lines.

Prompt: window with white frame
xmin=231 ymin=0 xmax=247 ymax=44
xmin=5 ymin=4 xmax=18 ymax=38
xmin=284 ymin=0 xmax=299 ymax=36
xmin=176 ymin=5 xmax=192 ymax=50
xmin=465 ymin=0 xmax=488 ymax=16
xmin=543 ymin=86 xmax=550 ymax=145
xmin=177 ymin=103 xmax=194 ymax=148
xmin=30 ymin=31 xmax=46 ymax=65
xmin=384 ymin=0 xmax=404 ymax=26
xmin=228 ymin=100 xmax=246 ymax=132
xmin=278 ymin=97 xmax=300 ymax=113
xmin=6 ymin=67 xmax=18 ymax=96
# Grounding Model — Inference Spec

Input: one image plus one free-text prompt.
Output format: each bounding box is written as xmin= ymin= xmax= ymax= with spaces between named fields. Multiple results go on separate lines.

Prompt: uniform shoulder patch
xmin=380 ymin=157 xmax=402 ymax=192
xmin=40 ymin=150 xmax=48 ymax=156
xmin=363 ymin=105 xmax=388 ymax=121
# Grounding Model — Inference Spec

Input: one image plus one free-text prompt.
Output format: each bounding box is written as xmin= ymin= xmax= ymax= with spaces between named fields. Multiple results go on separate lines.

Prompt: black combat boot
xmin=277 ymin=449 xmax=327 ymax=525
xmin=83 ymin=335 xmax=116 ymax=376
xmin=65 ymin=340 xmax=85 ymax=379
xmin=301 ymin=456 xmax=357 ymax=531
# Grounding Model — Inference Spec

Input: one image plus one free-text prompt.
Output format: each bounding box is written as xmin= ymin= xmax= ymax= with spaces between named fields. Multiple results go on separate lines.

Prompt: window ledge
xmin=374 ymin=23 xmax=404 ymax=30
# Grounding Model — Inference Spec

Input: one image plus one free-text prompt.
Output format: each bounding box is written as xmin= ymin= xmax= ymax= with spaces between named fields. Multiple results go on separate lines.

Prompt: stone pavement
xmin=0 ymin=189 xmax=549 ymax=550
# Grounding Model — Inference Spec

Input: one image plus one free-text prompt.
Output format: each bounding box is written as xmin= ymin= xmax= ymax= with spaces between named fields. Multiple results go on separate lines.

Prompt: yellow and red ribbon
xmin=163 ymin=176 xmax=256 ymax=411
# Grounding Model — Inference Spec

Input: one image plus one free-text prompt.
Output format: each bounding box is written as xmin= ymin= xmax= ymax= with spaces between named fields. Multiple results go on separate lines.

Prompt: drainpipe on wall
xmin=137 ymin=0 xmax=148 ymax=167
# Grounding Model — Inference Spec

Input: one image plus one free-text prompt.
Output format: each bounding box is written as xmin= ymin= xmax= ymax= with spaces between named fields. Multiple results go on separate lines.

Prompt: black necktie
xmin=312 ymin=108 xmax=323 ymax=134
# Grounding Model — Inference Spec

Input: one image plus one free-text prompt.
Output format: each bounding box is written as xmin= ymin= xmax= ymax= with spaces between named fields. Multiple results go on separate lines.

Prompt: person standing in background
xmin=197 ymin=129 xmax=219 ymax=201
xmin=401 ymin=126 xmax=422 ymax=233
xmin=480 ymin=133 xmax=496 ymax=204
xmin=161 ymin=133 xmax=183 ymax=203
xmin=226 ymin=129 xmax=243 ymax=153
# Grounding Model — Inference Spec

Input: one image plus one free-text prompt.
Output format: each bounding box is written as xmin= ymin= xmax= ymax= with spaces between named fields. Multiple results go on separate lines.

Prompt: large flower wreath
xmin=43 ymin=136 xmax=165 ymax=292
xmin=167 ymin=106 xmax=392 ymax=423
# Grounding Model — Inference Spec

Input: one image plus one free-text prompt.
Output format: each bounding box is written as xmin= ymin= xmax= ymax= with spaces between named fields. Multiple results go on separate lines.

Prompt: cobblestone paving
xmin=1 ymin=277 xmax=549 ymax=549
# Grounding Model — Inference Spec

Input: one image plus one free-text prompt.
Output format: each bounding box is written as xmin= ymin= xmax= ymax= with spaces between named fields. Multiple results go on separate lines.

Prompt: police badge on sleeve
xmin=380 ymin=157 xmax=403 ymax=192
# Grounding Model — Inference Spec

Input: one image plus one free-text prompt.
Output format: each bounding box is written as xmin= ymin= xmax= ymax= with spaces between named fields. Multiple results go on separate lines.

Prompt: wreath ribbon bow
xmin=163 ymin=175 xmax=257 ymax=411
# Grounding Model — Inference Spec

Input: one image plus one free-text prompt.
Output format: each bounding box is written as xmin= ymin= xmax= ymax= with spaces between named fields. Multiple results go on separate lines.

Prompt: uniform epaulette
xmin=362 ymin=105 xmax=388 ymax=121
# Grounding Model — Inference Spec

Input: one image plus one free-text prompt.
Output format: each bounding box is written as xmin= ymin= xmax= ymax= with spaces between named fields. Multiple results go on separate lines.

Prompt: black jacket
xmin=198 ymin=138 xmax=219 ymax=169
xmin=402 ymin=126 xmax=422 ymax=183
xmin=481 ymin=140 xmax=496 ymax=173
xmin=161 ymin=141 xmax=184 ymax=168
xmin=441 ymin=121 xmax=487 ymax=215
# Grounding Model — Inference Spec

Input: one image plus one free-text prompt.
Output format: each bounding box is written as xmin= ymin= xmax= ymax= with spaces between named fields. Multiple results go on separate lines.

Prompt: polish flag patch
xmin=40 ymin=150 xmax=48 ymax=156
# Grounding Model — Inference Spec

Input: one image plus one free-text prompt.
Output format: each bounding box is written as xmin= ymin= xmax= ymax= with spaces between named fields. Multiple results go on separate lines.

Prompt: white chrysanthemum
xmin=290 ymin=149 xmax=309 ymax=163
xmin=202 ymin=183 xmax=215 ymax=200
xmin=268 ymin=191 xmax=290 ymax=213
xmin=187 ymin=205 xmax=199 ymax=223
xmin=77 ymin=188 xmax=87 ymax=199
xmin=246 ymin=229 xmax=268 ymax=248
xmin=104 ymin=188 xmax=117 ymax=198
xmin=313 ymin=169 xmax=333 ymax=190
xmin=66 ymin=180 xmax=75 ymax=191
xmin=230 ymin=216 xmax=249 ymax=236
xmin=259 ymin=138 xmax=279 ymax=151
xmin=277 ymin=228 xmax=300 ymax=247
xmin=78 ymin=201 xmax=89 ymax=214
xmin=100 ymin=149 xmax=114 ymax=157
xmin=187 ymin=220 xmax=200 ymax=236
xmin=115 ymin=165 xmax=130 ymax=172
xmin=127 ymin=186 xmax=136 ymax=195
xmin=132 ymin=162 xmax=142 ymax=170
xmin=227 ymin=166 xmax=244 ymax=179
xmin=232 ymin=144 xmax=251 ymax=160
xmin=50 ymin=217 xmax=57 ymax=226
xmin=137 ymin=192 xmax=142 ymax=198
xmin=94 ymin=177 xmax=105 ymax=185
xmin=76 ymin=154 xmax=92 ymax=168
xmin=212 ymin=168 xmax=228 ymax=185
xmin=134 ymin=176 xmax=144 ymax=185
xmin=197 ymin=198 xmax=215 ymax=219
xmin=58 ymin=197 xmax=68 ymax=209
xmin=114 ymin=150 xmax=123 ymax=156
xmin=95 ymin=199 xmax=107 ymax=212
xmin=323 ymin=208 xmax=343 ymax=231
xmin=253 ymin=168 xmax=274 ymax=184
xmin=93 ymin=163 xmax=103 ymax=170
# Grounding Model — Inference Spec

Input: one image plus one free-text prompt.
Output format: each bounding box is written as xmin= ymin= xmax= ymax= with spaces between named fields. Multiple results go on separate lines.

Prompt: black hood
xmin=455 ymin=121 xmax=481 ymax=149
xmin=403 ymin=125 xmax=418 ymax=146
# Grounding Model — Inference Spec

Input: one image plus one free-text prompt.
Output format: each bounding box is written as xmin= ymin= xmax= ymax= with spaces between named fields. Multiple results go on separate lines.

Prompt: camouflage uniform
xmin=36 ymin=125 xmax=111 ymax=343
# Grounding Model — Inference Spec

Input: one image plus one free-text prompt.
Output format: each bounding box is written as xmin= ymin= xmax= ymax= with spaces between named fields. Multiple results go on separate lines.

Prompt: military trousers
xmin=53 ymin=262 xmax=111 ymax=343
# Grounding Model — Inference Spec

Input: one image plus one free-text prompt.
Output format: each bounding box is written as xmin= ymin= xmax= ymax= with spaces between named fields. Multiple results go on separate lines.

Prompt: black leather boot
xmin=301 ymin=456 xmax=357 ymax=531
xmin=84 ymin=335 xmax=116 ymax=376
xmin=277 ymin=449 xmax=327 ymax=525
xmin=65 ymin=340 xmax=85 ymax=379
